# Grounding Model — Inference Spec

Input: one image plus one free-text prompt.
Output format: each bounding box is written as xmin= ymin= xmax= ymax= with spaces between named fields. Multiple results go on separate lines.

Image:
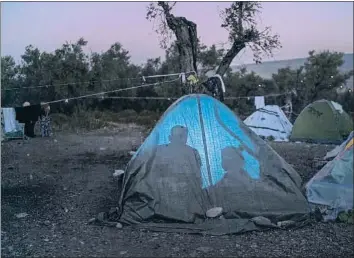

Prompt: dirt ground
xmin=1 ymin=124 xmax=353 ymax=257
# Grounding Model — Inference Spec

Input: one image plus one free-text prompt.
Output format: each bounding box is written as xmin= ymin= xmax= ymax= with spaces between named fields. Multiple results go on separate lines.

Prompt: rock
xmin=196 ymin=246 xmax=213 ymax=253
xmin=88 ymin=217 xmax=96 ymax=224
xmin=44 ymin=220 xmax=51 ymax=226
xmin=120 ymin=251 xmax=128 ymax=255
xmin=15 ymin=212 xmax=29 ymax=218
xmin=206 ymin=207 xmax=223 ymax=218
xmin=54 ymin=139 xmax=58 ymax=143
xmin=80 ymin=241 xmax=84 ymax=245
xmin=64 ymin=208 xmax=69 ymax=213
xmin=109 ymin=207 xmax=118 ymax=215
xmin=251 ymin=216 xmax=278 ymax=227
xmin=44 ymin=238 xmax=49 ymax=242
xmin=99 ymin=147 xmax=106 ymax=151
xmin=277 ymin=220 xmax=296 ymax=228
xmin=97 ymin=212 xmax=106 ymax=221
xmin=113 ymin=170 xmax=124 ymax=177
xmin=116 ymin=223 xmax=123 ymax=229
xmin=29 ymin=174 xmax=33 ymax=180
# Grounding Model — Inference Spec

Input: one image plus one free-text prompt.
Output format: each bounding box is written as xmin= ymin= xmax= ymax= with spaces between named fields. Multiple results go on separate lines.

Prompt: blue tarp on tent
xmin=119 ymin=94 xmax=309 ymax=234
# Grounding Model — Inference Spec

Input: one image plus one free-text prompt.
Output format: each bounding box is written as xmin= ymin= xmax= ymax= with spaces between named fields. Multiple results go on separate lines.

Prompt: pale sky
xmin=1 ymin=1 xmax=353 ymax=65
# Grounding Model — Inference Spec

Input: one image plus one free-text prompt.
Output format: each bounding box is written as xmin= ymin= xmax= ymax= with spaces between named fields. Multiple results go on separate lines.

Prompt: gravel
xmin=1 ymin=127 xmax=352 ymax=257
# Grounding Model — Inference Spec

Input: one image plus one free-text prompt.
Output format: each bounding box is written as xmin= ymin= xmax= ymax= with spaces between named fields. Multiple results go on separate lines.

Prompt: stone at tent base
xmin=113 ymin=170 xmax=124 ymax=177
xmin=277 ymin=220 xmax=296 ymax=228
xmin=206 ymin=207 xmax=223 ymax=218
xmin=250 ymin=216 xmax=278 ymax=228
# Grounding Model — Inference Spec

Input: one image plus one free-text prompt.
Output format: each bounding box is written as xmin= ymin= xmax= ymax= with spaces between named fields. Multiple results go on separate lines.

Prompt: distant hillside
xmin=231 ymin=53 xmax=353 ymax=89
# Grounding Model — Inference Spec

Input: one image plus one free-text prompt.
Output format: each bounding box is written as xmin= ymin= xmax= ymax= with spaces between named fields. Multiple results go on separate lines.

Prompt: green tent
xmin=290 ymin=100 xmax=353 ymax=144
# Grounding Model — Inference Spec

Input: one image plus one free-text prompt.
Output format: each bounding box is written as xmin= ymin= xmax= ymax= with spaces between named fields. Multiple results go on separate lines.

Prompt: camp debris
xmin=244 ymin=105 xmax=293 ymax=142
xmin=116 ymin=94 xmax=309 ymax=235
xmin=290 ymin=100 xmax=353 ymax=144
xmin=306 ymin=132 xmax=353 ymax=222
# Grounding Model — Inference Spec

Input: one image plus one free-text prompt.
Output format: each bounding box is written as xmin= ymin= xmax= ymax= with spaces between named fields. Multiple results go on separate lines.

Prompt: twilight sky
xmin=1 ymin=1 xmax=353 ymax=65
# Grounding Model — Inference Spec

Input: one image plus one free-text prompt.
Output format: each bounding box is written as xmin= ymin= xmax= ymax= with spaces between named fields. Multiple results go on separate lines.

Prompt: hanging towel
xmin=1 ymin=108 xmax=21 ymax=133
xmin=180 ymin=73 xmax=186 ymax=84
xmin=254 ymin=96 xmax=265 ymax=110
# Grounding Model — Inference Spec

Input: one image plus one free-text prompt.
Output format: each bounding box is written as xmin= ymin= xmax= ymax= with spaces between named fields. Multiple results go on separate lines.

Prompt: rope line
xmin=2 ymin=71 xmax=192 ymax=91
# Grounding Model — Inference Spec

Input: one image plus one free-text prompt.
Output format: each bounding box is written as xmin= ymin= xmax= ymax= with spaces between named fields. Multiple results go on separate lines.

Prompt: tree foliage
xmin=1 ymin=37 xmax=352 ymax=119
xmin=146 ymin=1 xmax=281 ymax=77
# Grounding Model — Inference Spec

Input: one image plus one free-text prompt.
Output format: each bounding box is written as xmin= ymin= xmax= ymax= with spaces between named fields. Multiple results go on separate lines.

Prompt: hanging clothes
xmin=254 ymin=96 xmax=265 ymax=110
xmin=1 ymin=108 xmax=21 ymax=133
xmin=15 ymin=104 xmax=41 ymax=137
xmin=39 ymin=104 xmax=52 ymax=137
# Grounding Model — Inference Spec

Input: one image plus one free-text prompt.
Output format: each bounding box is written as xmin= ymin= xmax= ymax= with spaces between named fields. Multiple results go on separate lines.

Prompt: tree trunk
xmin=174 ymin=17 xmax=198 ymax=74
xmin=159 ymin=2 xmax=198 ymax=74
xmin=216 ymin=40 xmax=245 ymax=77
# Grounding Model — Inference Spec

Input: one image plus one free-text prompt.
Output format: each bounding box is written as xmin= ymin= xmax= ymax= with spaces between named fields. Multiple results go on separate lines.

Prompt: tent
xmin=117 ymin=94 xmax=309 ymax=235
xmin=306 ymin=132 xmax=353 ymax=221
xmin=1 ymin=108 xmax=25 ymax=141
xmin=244 ymin=105 xmax=292 ymax=142
xmin=290 ymin=100 xmax=353 ymax=144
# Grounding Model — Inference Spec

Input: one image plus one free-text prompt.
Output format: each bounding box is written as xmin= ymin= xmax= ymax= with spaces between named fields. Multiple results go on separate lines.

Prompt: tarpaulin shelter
xmin=306 ymin=132 xmax=353 ymax=221
xmin=117 ymin=94 xmax=309 ymax=235
xmin=244 ymin=105 xmax=293 ymax=142
xmin=290 ymin=100 xmax=353 ymax=144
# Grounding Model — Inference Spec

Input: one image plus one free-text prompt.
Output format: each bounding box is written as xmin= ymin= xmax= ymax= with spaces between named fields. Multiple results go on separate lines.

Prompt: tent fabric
xmin=324 ymin=131 xmax=354 ymax=160
xmin=117 ymin=94 xmax=309 ymax=235
xmin=244 ymin=105 xmax=292 ymax=142
xmin=306 ymin=133 xmax=353 ymax=221
xmin=290 ymin=100 xmax=353 ymax=144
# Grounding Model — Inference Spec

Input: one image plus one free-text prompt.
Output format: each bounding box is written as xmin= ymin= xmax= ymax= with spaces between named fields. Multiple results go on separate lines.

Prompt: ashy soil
xmin=1 ymin=124 xmax=353 ymax=257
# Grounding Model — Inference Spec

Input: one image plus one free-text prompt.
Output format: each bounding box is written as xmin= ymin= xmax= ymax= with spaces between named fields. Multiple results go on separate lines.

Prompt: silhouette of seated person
xmin=155 ymin=125 xmax=202 ymax=178
xmin=152 ymin=125 xmax=205 ymax=222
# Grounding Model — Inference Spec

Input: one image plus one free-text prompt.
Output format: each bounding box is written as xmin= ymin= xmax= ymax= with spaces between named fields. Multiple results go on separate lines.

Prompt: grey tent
xmin=117 ymin=94 xmax=309 ymax=235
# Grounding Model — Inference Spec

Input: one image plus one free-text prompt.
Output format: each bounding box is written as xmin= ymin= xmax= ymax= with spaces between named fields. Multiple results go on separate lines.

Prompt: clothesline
xmin=97 ymin=91 xmax=292 ymax=101
xmin=42 ymin=78 xmax=180 ymax=105
xmin=2 ymin=71 xmax=193 ymax=91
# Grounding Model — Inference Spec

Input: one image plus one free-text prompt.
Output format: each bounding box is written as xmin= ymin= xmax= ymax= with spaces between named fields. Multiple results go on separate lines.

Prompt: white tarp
xmin=331 ymin=101 xmax=344 ymax=114
xmin=306 ymin=135 xmax=353 ymax=221
xmin=254 ymin=96 xmax=265 ymax=110
xmin=2 ymin=108 xmax=21 ymax=133
xmin=324 ymin=131 xmax=354 ymax=160
xmin=244 ymin=105 xmax=293 ymax=142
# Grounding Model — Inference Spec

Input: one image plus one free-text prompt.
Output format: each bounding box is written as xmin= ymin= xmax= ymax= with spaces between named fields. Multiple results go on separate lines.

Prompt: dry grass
xmin=51 ymin=109 xmax=160 ymax=132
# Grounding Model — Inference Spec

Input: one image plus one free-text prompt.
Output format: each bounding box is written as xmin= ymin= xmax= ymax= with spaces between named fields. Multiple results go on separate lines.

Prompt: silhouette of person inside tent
xmin=152 ymin=125 xmax=205 ymax=222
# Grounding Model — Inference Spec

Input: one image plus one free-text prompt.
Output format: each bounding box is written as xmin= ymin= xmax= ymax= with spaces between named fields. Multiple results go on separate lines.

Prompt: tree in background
xmin=217 ymin=2 xmax=281 ymax=76
xmin=271 ymin=50 xmax=354 ymax=118
xmin=1 ymin=36 xmax=352 ymax=119
xmin=146 ymin=1 xmax=281 ymax=78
